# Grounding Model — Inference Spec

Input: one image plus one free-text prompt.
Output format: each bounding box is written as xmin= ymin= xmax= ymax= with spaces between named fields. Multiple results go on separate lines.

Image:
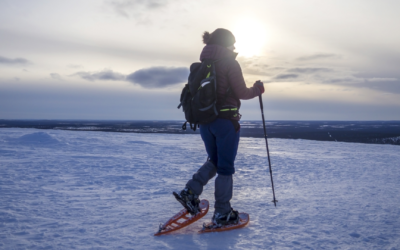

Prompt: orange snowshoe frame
xmin=154 ymin=199 xmax=209 ymax=236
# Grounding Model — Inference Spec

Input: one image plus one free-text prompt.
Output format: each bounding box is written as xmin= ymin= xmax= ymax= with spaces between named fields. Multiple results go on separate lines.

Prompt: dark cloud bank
xmin=126 ymin=67 xmax=188 ymax=88
xmin=0 ymin=56 xmax=30 ymax=65
xmin=73 ymin=70 xmax=125 ymax=81
xmin=73 ymin=67 xmax=189 ymax=88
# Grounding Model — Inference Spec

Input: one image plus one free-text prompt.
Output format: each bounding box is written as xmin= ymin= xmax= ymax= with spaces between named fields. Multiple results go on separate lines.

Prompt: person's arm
xmin=227 ymin=60 xmax=262 ymax=100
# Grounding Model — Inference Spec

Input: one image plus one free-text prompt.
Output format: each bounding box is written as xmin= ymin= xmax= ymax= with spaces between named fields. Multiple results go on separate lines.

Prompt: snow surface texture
xmin=1 ymin=128 xmax=399 ymax=250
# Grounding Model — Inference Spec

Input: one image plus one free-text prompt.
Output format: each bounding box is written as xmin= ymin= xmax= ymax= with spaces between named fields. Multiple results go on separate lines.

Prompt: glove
xmin=253 ymin=80 xmax=264 ymax=94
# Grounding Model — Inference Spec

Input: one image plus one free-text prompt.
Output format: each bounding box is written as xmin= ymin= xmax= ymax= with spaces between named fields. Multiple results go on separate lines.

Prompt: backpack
xmin=177 ymin=59 xmax=222 ymax=131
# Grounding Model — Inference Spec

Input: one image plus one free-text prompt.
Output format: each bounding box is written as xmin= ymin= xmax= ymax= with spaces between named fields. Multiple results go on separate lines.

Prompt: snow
xmin=1 ymin=128 xmax=400 ymax=249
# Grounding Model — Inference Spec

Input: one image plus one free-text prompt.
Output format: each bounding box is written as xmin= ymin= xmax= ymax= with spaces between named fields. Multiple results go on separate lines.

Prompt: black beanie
xmin=203 ymin=28 xmax=236 ymax=47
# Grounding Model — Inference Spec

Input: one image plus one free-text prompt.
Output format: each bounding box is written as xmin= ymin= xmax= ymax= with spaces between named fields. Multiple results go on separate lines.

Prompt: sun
xmin=232 ymin=19 xmax=267 ymax=57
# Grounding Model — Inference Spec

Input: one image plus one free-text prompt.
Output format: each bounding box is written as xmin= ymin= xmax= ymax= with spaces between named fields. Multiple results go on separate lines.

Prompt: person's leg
xmin=210 ymin=119 xmax=240 ymax=214
xmin=200 ymin=122 xmax=218 ymax=166
xmin=214 ymin=174 xmax=233 ymax=214
xmin=174 ymin=123 xmax=220 ymax=214
xmin=211 ymin=119 xmax=240 ymax=176
xmin=181 ymin=122 xmax=219 ymax=196
xmin=186 ymin=160 xmax=217 ymax=195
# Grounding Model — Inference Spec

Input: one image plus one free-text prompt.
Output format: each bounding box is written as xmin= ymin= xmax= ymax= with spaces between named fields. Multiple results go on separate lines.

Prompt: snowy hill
xmin=1 ymin=128 xmax=399 ymax=249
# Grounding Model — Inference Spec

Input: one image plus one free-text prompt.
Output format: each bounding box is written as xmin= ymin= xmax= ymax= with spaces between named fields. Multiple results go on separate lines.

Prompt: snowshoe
xmin=212 ymin=208 xmax=240 ymax=227
xmin=200 ymin=212 xmax=249 ymax=233
xmin=155 ymin=199 xmax=209 ymax=236
xmin=173 ymin=188 xmax=200 ymax=215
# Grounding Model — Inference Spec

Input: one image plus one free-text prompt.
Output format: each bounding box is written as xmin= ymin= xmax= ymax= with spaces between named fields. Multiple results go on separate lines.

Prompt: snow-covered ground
xmin=1 ymin=128 xmax=399 ymax=250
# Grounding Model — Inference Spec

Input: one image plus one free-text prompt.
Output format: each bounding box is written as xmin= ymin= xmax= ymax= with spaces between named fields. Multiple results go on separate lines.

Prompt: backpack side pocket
xmin=179 ymin=84 xmax=195 ymax=123
xmin=192 ymin=76 xmax=218 ymax=124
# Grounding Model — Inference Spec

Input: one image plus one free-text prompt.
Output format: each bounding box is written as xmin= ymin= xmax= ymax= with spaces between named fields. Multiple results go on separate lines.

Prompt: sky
xmin=0 ymin=0 xmax=399 ymax=120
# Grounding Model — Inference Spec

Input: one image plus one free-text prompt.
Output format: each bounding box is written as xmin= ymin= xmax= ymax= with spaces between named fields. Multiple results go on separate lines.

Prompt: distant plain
xmin=1 ymin=120 xmax=399 ymax=145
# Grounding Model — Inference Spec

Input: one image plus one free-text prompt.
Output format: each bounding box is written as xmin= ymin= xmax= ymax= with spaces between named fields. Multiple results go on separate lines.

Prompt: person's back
xmin=174 ymin=28 xmax=265 ymax=226
xmin=199 ymin=43 xmax=261 ymax=115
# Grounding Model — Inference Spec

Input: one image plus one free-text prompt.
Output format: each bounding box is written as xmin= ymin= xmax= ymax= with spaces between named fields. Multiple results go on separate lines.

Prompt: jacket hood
xmin=200 ymin=45 xmax=238 ymax=62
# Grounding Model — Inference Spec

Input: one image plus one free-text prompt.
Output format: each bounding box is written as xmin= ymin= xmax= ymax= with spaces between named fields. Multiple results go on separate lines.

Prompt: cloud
xmin=126 ymin=67 xmax=189 ymax=88
xmin=365 ymin=77 xmax=397 ymax=82
xmin=67 ymin=64 xmax=83 ymax=69
xmin=268 ymin=63 xmax=399 ymax=94
xmin=323 ymin=76 xmax=400 ymax=94
xmin=72 ymin=69 xmax=125 ymax=81
xmin=274 ymin=74 xmax=299 ymax=80
xmin=360 ymin=80 xmax=400 ymax=94
xmin=0 ymin=56 xmax=30 ymax=65
xmin=238 ymin=57 xmax=270 ymax=76
xmin=325 ymin=77 xmax=360 ymax=84
xmin=50 ymin=73 xmax=62 ymax=81
xmin=297 ymin=53 xmax=341 ymax=61
xmin=108 ymin=0 xmax=167 ymax=18
xmin=287 ymin=68 xmax=333 ymax=74
xmin=70 ymin=66 xmax=188 ymax=88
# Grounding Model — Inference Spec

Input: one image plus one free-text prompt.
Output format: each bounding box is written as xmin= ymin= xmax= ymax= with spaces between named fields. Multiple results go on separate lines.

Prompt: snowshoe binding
xmin=200 ymin=211 xmax=249 ymax=233
xmin=173 ymin=188 xmax=200 ymax=215
xmin=209 ymin=208 xmax=240 ymax=228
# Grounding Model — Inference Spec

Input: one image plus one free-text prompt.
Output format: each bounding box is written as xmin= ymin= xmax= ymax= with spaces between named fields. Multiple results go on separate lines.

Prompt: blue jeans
xmin=200 ymin=119 xmax=240 ymax=175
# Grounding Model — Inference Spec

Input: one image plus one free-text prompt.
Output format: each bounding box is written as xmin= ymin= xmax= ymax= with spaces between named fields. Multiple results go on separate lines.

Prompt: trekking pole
xmin=259 ymin=94 xmax=278 ymax=207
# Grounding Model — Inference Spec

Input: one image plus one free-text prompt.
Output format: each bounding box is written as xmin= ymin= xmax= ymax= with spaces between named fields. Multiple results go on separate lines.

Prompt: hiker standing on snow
xmin=175 ymin=28 xmax=264 ymax=225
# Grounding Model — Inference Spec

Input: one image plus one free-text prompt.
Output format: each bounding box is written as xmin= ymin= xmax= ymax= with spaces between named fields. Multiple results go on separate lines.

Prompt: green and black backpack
xmin=178 ymin=59 xmax=238 ymax=131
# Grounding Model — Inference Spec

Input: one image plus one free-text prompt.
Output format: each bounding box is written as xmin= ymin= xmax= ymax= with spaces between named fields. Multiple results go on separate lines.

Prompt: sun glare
xmin=232 ymin=19 xmax=267 ymax=57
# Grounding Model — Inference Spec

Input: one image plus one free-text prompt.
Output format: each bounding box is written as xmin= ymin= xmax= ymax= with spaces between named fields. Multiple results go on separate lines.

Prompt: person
xmin=175 ymin=28 xmax=264 ymax=226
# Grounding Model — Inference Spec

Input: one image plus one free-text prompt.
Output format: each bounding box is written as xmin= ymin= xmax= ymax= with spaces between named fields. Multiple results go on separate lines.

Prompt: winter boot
xmin=212 ymin=208 xmax=239 ymax=226
xmin=173 ymin=188 xmax=200 ymax=215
